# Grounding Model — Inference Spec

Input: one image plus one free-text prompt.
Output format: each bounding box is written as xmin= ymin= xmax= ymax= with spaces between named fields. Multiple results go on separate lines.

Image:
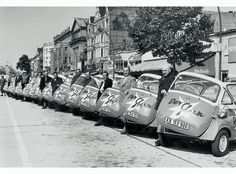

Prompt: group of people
xmin=94 ymin=64 xmax=178 ymax=135
xmin=3 ymin=64 xmax=177 ymax=145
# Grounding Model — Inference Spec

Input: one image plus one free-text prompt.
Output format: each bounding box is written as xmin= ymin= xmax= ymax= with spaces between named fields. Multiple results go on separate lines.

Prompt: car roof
xmin=139 ymin=73 xmax=162 ymax=80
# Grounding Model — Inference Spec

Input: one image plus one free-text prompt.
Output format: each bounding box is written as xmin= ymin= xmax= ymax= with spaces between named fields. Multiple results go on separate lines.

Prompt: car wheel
xmin=159 ymin=134 xmax=171 ymax=147
xmin=211 ymin=130 xmax=229 ymax=157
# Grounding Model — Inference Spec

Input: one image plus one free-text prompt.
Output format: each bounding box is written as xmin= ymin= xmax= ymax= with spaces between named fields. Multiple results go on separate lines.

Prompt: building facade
xmin=53 ymin=27 xmax=71 ymax=73
xmin=208 ymin=29 xmax=236 ymax=80
xmin=30 ymin=47 xmax=43 ymax=73
xmin=70 ymin=18 xmax=87 ymax=72
xmin=86 ymin=7 xmax=137 ymax=74
xmin=43 ymin=42 xmax=54 ymax=72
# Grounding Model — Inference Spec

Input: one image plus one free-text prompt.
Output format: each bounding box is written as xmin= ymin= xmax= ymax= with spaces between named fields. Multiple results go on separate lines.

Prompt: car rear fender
xmin=199 ymin=120 xmax=231 ymax=141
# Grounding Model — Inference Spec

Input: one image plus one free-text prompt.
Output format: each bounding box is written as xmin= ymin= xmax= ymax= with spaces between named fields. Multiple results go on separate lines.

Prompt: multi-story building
xmin=43 ymin=42 xmax=54 ymax=72
xmin=30 ymin=48 xmax=43 ymax=73
xmin=53 ymin=27 xmax=71 ymax=73
xmin=70 ymin=18 xmax=87 ymax=72
xmin=86 ymin=7 xmax=137 ymax=74
xmin=203 ymin=10 xmax=236 ymax=32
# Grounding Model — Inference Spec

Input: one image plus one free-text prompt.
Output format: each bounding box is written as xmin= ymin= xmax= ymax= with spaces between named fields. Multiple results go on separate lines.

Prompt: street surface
xmin=1 ymin=96 xmax=236 ymax=167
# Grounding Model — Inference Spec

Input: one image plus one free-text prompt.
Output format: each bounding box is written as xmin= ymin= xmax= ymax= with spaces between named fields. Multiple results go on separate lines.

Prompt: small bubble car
xmin=96 ymin=75 xmax=124 ymax=119
xmin=42 ymin=75 xmax=65 ymax=104
xmin=53 ymin=75 xmax=72 ymax=109
xmin=22 ymin=78 xmax=35 ymax=98
xmin=156 ymin=72 xmax=236 ymax=157
xmin=76 ymin=75 xmax=103 ymax=116
xmin=66 ymin=73 xmax=92 ymax=113
xmin=121 ymin=73 xmax=161 ymax=131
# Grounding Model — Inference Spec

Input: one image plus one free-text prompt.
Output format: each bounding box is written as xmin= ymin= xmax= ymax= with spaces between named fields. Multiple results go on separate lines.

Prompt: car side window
xmin=222 ymin=90 xmax=233 ymax=105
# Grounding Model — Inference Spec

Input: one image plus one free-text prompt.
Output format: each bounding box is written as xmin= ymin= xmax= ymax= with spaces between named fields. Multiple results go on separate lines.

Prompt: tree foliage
xmin=129 ymin=7 xmax=214 ymax=67
xmin=16 ymin=54 xmax=31 ymax=73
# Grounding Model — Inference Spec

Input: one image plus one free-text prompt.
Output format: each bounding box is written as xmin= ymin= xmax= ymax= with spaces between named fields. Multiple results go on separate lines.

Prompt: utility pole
xmin=217 ymin=7 xmax=222 ymax=81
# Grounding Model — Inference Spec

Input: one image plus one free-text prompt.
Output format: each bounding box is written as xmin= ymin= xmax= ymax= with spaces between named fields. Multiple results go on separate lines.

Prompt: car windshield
xmin=227 ymin=84 xmax=236 ymax=103
xmin=87 ymin=77 xmax=102 ymax=88
xmin=133 ymin=76 xmax=159 ymax=95
xmin=171 ymin=74 xmax=220 ymax=102
xmin=74 ymin=76 xmax=88 ymax=86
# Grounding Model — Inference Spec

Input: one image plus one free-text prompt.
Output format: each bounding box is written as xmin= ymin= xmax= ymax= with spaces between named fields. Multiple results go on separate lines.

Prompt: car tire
xmin=211 ymin=130 xmax=229 ymax=157
xmin=159 ymin=134 xmax=171 ymax=147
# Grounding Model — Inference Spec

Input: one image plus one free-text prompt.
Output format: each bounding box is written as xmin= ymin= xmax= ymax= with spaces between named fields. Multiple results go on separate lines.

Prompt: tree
xmin=16 ymin=54 xmax=31 ymax=73
xmin=129 ymin=7 xmax=214 ymax=68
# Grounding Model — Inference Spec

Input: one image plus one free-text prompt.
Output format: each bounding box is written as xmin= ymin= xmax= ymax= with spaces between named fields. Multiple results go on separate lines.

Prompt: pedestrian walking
xmin=119 ymin=67 xmax=136 ymax=134
xmin=0 ymin=75 xmax=6 ymax=96
xmin=94 ymin=71 xmax=113 ymax=126
xmin=40 ymin=70 xmax=52 ymax=109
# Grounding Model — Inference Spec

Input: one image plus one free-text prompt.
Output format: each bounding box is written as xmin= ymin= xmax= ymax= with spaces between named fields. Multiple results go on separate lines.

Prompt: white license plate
xmin=165 ymin=117 xmax=189 ymax=130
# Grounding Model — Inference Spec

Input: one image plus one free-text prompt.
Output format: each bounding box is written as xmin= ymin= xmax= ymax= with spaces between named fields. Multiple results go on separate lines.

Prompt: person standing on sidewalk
xmin=94 ymin=71 xmax=113 ymax=126
xmin=51 ymin=72 xmax=63 ymax=95
xmin=119 ymin=67 xmax=136 ymax=134
xmin=154 ymin=64 xmax=178 ymax=111
xmin=0 ymin=75 xmax=6 ymax=96
xmin=40 ymin=70 xmax=52 ymax=109
xmin=154 ymin=63 xmax=178 ymax=146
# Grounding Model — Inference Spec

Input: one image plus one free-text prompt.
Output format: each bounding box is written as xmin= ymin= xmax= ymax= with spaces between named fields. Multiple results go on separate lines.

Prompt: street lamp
xmin=77 ymin=18 xmax=115 ymax=78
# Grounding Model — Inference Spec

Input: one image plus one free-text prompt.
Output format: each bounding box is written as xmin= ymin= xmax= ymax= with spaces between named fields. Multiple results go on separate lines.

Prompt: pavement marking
xmin=5 ymin=97 xmax=32 ymax=167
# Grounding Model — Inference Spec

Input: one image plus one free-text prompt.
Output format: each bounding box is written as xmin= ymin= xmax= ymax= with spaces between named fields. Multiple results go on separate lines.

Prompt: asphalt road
xmin=1 ymin=95 xmax=236 ymax=167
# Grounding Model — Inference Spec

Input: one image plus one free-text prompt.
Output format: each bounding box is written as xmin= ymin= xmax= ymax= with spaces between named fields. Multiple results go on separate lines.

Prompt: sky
xmin=0 ymin=7 xmax=96 ymax=67
xmin=1 ymin=3 xmax=236 ymax=68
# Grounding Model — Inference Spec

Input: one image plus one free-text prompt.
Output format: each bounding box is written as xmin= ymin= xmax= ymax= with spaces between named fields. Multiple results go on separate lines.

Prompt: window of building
xmin=124 ymin=61 xmax=128 ymax=67
xmin=65 ymin=47 xmax=68 ymax=52
xmin=101 ymin=34 xmax=104 ymax=42
xmin=106 ymin=18 xmax=109 ymax=26
xmin=101 ymin=49 xmax=104 ymax=57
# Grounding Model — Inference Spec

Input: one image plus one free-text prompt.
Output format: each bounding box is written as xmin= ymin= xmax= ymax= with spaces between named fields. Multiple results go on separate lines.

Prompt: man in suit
xmin=154 ymin=64 xmax=178 ymax=111
xmin=119 ymin=67 xmax=136 ymax=134
xmin=40 ymin=70 xmax=52 ymax=109
xmin=154 ymin=64 xmax=178 ymax=146
xmin=51 ymin=71 xmax=63 ymax=95
xmin=40 ymin=70 xmax=51 ymax=92
xmin=94 ymin=71 xmax=113 ymax=126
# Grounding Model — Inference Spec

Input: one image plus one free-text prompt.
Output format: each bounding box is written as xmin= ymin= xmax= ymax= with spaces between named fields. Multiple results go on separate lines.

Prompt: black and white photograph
xmin=1 ymin=0 xmax=236 ymax=170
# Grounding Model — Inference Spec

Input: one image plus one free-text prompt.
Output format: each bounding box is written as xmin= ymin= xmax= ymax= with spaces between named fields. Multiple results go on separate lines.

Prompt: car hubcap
xmin=219 ymin=135 xmax=227 ymax=152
